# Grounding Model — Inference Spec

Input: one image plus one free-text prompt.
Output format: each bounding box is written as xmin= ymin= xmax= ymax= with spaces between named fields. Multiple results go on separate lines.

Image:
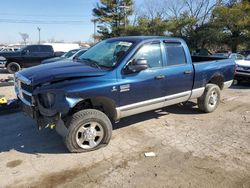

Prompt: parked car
xmin=238 ymin=50 xmax=250 ymax=57
xmin=234 ymin=54 xmax=250 ymax=82
xmin=0 ymin=47 xmax=20 ymax=52
xmin=0 ymin=45 xmax=60 ymax=73
xmin=212 ymin=50 xmax=232 ymax=57
xmin=42 ymin=49 xmax=81 ymax=64
xmin=15 ymin=36 xmax=235 ymax=153
xmin=70 ymin=48 xmax=88 ymax=60
xmin=229 ymin=53 xmax=245 ymax=61
xmin=42 ymin=48 xmax=88 ymax=64
xmin=42 ymin=43 xmax=80 ymax=52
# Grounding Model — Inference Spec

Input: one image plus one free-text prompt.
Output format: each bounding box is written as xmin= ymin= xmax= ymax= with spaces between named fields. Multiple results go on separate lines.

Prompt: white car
xmin=230 ymin=53 xmax=250 ymax=82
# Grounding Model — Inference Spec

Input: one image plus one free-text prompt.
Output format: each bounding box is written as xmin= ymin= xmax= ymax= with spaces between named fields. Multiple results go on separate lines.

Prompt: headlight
xmin=38 ymin=93 xmax=56 ymax=108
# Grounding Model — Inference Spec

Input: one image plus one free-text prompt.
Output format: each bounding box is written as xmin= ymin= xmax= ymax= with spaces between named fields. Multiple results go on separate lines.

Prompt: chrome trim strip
xmin=21 ymin=89 xmax=32 ymax=96
xmin=15 ymin=72 xmax=31 ymax=85
xmin=18 ymin=94 xmax=32 ymax=106
xmin=224 ymin=80 xmax=233 ymax=89
xmin=190 ymin=87 xmax=205 ymax=99
xmin=116 ymin=91 xmax=191 ymax=119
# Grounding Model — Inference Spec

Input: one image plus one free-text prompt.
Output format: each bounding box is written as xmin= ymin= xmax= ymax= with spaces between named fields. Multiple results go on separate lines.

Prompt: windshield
xmin=79 ymin=40 xmax=134 ymax=68
xmin=62 ymin=49 xmax=79 ymax=58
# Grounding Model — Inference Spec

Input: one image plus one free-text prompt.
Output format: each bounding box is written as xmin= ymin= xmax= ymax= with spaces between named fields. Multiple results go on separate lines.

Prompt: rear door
xmin=161 ymin=42 xmax=194 ymax=99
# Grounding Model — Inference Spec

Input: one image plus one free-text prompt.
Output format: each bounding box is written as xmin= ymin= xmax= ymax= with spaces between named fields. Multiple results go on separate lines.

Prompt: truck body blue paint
xmin=14 ymin=36 xmax=235 ymax=127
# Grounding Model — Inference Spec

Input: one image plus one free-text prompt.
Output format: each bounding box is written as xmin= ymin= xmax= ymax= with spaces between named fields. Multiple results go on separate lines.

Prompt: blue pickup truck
xmin=14 ymin=36 xmax=235 ymax=153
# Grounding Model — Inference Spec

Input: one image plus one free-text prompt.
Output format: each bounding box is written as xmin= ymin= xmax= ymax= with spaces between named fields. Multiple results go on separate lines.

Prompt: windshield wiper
xmin=81 ymin=58 xmax=101 ymax=69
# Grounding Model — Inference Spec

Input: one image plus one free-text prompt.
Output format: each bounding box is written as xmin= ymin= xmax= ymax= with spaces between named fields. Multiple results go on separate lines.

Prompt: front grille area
xmin=21 ymin=82 xmax=33 ymax=93
xmin=14 ymin=73 xmax=33 ymax=106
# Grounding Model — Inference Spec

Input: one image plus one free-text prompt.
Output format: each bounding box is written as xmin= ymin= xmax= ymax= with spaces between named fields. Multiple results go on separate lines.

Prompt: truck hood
xmin=17 ymin=61 xmax=109 ymax=86
xmin=0 ymin=51 xmax=20 ymax=58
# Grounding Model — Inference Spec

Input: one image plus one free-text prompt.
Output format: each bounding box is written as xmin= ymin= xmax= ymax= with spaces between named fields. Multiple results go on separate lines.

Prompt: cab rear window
xmin=164 ymin=43 xmax=187 ymax=66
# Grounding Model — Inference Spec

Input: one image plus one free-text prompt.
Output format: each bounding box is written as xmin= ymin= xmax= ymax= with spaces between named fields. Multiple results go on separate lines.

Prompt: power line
xmin=0 ymin=13 xmax=89 ymax=18
xmin=0 ymin=19 xmax=90 ymax=25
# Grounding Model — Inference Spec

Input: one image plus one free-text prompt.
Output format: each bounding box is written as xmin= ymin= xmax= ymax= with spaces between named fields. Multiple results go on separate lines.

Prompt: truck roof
xmin=108 ymin=36 xmax=184 ymax=43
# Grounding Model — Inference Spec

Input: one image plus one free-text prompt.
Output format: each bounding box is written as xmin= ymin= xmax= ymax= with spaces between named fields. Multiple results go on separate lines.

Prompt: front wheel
xmin=198 ymin=84 xmax=221 ymax=113
xmin=65 ymin=109 xmax=112 ymax=153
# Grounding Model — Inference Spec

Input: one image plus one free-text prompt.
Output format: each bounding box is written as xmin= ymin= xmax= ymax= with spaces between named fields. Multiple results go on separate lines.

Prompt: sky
xmin=0 ymin=0 xmax=142 ymax=44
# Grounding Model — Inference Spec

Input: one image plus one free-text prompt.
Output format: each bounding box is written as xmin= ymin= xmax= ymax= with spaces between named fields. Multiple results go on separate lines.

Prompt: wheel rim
xmin=208 ymin=89 xmax=218 ymax=108
xmin=75 ymin=122 xmax=104 ymax=149
xmin=10 ymin=65 xmax=18 ymax=72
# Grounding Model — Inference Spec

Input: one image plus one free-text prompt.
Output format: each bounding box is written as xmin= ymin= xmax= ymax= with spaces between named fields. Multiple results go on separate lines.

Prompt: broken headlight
xmin=38 ymin=93 xmax=56 ymax=108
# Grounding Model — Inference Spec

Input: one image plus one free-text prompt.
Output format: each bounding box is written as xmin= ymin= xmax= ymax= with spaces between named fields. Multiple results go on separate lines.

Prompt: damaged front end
xmin=14 ymin=72 xmax=80 ymax=137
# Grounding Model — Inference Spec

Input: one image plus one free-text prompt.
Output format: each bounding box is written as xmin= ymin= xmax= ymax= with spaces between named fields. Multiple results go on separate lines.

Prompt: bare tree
xmin=19 ymin=33 xmax=29 ymax=45
xmin=183 ymin=0 xmax=222 ymax=24
xmin=165 ymin=0 xmax=222 ymax=24
xmin=138 ymin=0 xmax=167 ymax=20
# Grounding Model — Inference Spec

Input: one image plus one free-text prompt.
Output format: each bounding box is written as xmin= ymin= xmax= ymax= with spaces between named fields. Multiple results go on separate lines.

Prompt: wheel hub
xmin=84 ymin=128 xmax=97 ymax=141
xmin=75 ymin=122 xmax=104 ymax=149
xmin=209 ymin=90 xmax=218 ymax=106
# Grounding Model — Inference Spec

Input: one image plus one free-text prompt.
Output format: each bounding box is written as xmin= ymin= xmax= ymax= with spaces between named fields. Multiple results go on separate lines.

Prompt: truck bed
xmin=191 ymin=56 xmax=227 ymax=63
xmin=191 ymin=56 xmax=235 ymax=90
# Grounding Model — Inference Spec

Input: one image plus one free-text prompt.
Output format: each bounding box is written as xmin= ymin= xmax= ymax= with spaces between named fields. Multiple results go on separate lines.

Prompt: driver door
xmin=118 ymin=41 xmax=166 ymax=117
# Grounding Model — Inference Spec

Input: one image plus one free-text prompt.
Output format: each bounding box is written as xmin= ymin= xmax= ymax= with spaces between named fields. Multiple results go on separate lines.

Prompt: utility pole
xmin=91 ymin=19 xmax=97 ymax=43
xmin=93 ymin=20 xmax=97 ymax=43
xmin=37 ymin=27 xmax=41 ymax=44
xmin=118 ymin=3 xmax=130 ymax=30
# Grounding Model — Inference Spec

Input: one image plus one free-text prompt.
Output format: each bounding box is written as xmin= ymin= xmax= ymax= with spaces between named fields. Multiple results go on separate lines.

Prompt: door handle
xmin=184 ymin=70 xmax=192 ymax=74
xmin=155 ymin=75 xmax=165 ymax=80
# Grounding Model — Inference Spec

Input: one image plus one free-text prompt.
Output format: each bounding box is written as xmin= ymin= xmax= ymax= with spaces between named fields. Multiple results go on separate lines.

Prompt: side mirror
xmin=73 ymin=56 xmax=80 ymax=61
xmin=128 ymin=59 xmax=148 ymax=73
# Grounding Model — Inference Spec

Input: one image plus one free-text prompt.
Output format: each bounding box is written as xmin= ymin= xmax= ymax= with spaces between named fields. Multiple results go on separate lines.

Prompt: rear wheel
xmin=7 ymin=62 xmax=21 ymax=74
xmin=65 ymin=109 xmax=112 ymax=153
xmin=198 ymin=84 xmax=221 ymax=113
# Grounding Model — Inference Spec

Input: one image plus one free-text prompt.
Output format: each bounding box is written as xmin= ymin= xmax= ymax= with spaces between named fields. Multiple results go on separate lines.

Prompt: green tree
xmin=212 ymin=1 xmax=250 ymax=52
xmin=125 ymin=16 xmax=168 ymax=36
xmin=92 ymin=0 xmax=133 ymax=40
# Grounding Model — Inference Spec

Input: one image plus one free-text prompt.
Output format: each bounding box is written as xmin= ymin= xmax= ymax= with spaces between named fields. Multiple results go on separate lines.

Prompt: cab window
xmin=26 ymin=46 xmax=39 ymax=53
xmin=164 ymin=43 xmax=187 ymax=66
xmin=132 ymin=43 xmax=163 ymax=68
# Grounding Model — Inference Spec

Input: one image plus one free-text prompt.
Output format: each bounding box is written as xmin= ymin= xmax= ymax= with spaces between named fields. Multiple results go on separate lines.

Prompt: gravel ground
xmin=0 ymin=71 xmax=249 ymax=188
xmin=0 ymin=69 xmax=15 ymax=99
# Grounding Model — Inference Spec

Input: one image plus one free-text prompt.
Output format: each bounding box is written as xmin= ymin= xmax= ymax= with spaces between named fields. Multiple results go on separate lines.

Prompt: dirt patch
xmin=6 ymin=160 xmax=22 ymax=168
xmin=15 ymin=144 xmax=250 ymax=188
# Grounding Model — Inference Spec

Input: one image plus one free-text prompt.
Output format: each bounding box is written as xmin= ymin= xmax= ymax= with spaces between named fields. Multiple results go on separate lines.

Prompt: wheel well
xmin=70 ymin=97 xmax=118 ymax=122
xmin=208 ymin=75 xmax=224 ymax=90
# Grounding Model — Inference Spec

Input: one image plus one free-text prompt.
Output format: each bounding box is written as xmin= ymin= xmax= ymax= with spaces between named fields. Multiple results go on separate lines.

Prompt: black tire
xmin=7 ymin=62 xmax=21 ymax=74
xmin=197 ymin=84 xmax=221 ymax=113
xmin=65 ymin=109 xmax=112 ymax=153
